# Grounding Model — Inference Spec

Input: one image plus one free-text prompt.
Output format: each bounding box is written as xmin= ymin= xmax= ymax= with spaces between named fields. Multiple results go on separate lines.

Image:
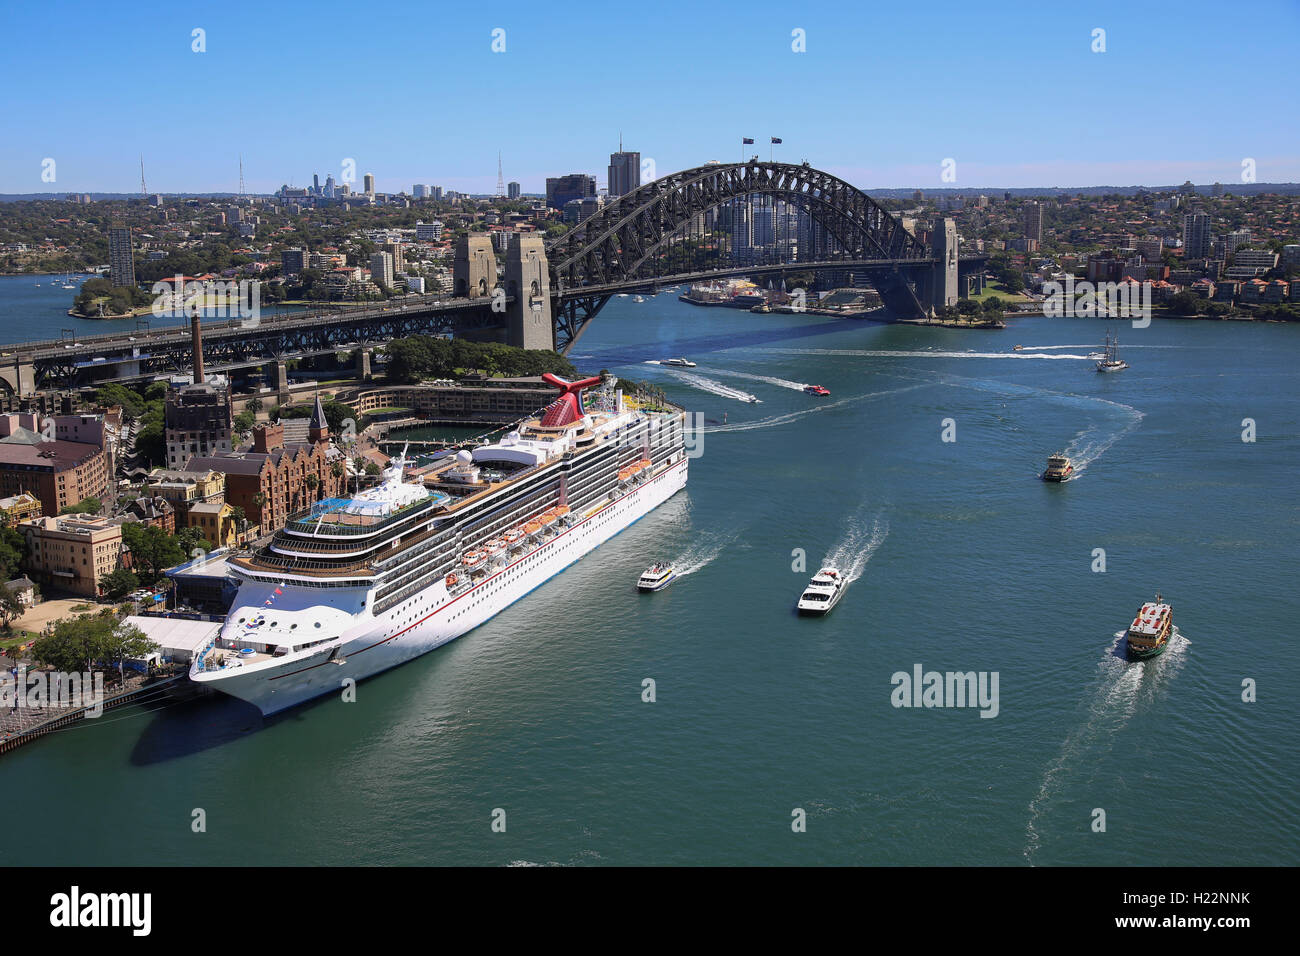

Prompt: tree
xmin=0 ymin=526 xmax=27 ymax=582
xmin=60 ymin=496 xmax=102 ymax=516
xmin=0 ymin=588 xmax=25 ymax=631
xmin=31 ymin=611 xmax=154 ymax=681
xmin=121 ymin=523 xmax=185 ymax=585
xmin=102 ymin=568 xmax=140 ymax=601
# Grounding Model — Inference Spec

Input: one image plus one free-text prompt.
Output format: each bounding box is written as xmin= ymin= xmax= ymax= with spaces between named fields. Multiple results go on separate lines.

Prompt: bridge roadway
xmin=0 ymin=292 xmax=508 ymax=393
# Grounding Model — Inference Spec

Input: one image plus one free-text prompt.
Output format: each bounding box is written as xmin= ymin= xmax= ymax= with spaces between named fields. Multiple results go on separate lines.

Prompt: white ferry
xmin=796 ymin=567 xmax=845 ymax=615
xmin=636 ymin=563 xmax=677 ymax=592
xmin=190 ymin=373 xmax=689 ymax=714
xmin=661 ymin=357 xmax=696 ymax=368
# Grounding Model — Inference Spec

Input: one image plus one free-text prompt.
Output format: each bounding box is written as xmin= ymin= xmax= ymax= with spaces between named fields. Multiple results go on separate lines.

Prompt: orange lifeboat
xmin=553 ymin=505 xmax=570 ymax=517
xmin=538 ymin=510 xmax=558 ymax=526
xmin=524 ymin=520 xmax=542 ymax=534
xmin=618 ymin=468 xmax=632 ymax=481
xmin=445 ymin=573 xmax=459 ymax=588
xmin=462 ymin=552 xmax=483 ymax=568
xmin=638 ymin=458 xmax=652 ymax=469
xmin=504 ymin=529 xmax=524 ymax=545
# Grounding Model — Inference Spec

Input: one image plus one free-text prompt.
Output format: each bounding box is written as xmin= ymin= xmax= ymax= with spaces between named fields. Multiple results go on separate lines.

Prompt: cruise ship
xmin=190 ymin=373 xmax=689 ymax=714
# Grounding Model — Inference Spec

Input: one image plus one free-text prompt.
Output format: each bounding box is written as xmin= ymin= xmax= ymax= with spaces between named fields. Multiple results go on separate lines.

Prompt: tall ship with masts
xmin=1096 ymin=329 xmax=1129 ymax=372
xmin=190 ymin=373 xmax=689 ymax=714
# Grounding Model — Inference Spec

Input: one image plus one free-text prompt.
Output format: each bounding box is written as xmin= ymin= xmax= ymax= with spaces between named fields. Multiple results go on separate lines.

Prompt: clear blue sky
xmin=3 ymin=0 xmax=1298 ymax=194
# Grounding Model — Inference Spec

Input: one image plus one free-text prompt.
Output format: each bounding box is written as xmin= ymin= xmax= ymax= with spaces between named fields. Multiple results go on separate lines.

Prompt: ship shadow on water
xmin=126 ymin=686 xmax=341 ymax=765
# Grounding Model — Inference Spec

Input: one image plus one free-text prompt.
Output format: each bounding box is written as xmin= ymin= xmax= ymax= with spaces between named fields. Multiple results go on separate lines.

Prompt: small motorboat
xmin=637 ymin=563 xmax=677 ymax=592
xmin=662 ymin=357 xmax=697 ymax=368
xmin=803 ymin=385 xmax=830 ymax=396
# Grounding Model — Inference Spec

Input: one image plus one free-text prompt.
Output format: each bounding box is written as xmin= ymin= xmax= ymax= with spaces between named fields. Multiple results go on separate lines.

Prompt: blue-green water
xmin=3 ymin=295 xmax=1297 ymax=866
xmin=0 ymin=274 xmax=303 ymax=344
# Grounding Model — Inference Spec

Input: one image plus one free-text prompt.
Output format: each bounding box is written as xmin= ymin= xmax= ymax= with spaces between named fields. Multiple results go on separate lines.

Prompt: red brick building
xmin=187 ymin=397 xmax=344 ymax=533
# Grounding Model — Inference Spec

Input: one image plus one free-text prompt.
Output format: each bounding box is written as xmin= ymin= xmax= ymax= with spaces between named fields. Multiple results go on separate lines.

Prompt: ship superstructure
xmin=191 ymin=373 xmax=689 ymax=713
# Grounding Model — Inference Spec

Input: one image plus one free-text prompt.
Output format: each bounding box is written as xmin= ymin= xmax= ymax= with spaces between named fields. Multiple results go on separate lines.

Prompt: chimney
xmin=190 ymin=303 xmax=205 ymax=384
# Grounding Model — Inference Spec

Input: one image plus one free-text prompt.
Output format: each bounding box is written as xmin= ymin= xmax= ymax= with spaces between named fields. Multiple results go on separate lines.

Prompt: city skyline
xmin=3 ymin=0 xmax=1299 ymax=195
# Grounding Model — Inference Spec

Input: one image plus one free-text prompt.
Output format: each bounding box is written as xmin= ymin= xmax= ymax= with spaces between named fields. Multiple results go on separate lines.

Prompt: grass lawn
xmin=367 ymin=407 xmax=414 ymax=415
xmin=968 ymin=282 xmax=1031 ymax=304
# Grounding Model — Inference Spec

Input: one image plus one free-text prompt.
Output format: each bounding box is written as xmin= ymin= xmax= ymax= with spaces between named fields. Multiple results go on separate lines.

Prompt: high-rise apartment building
xmin=363 ymin=173 xmax=376 ymax=195
xmin=1021 ymin=202 xmax=1044 ymax=243
xmin=1182 ymin=211 xmax=1212 ymax=259
xmin=507 ymin=181 xmax=521 ymax=200
xmin=370 ymin=251 xmax=394 ymax=288
xmin=108 ymin=224 xmax=135 ymax=287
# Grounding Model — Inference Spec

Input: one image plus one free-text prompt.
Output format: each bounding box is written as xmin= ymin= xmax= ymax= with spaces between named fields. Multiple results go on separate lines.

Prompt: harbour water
xmin=2 ymin=291 xmax=1297 ymax=866
xmin=0 ymin=274 xmax=303 ymax=344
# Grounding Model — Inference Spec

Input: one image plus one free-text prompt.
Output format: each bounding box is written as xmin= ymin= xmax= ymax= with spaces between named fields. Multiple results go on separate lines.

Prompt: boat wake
xmin=692 ymin=365 xmax=810 ymax=391
xmin=663 ymin=369 xmax=760 ymax=403
xmin=704 ymin=383 xmax=930 ymax=433
xmin=754 ymin=346 xmax=1095 ymax=361
xmin=824 ymin=510 xmax=889 ymax=585
xmin=1023 ymin=627 xmax=1190 ymax=864
xmin=673 ymin=531 xmax=738 ymax=578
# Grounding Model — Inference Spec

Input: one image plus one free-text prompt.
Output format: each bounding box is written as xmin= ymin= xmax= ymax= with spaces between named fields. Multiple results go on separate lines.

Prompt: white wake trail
xmin=673 ymin=531 xmax=739 ymax=577
xmin=663 ymin=369 xmax=760 ymax=403
xmin=704 ymin=383 xmax=930 ymax=433
xmin=1023 ymin=628 xmax=1190 ymax=864
xmin=755 ymin=346 xmax=1094 ymax=361
xmin=824 ymin=511 xmax=889 ymax=584
xmin=692 ymin=365 xmax=810 ymax=391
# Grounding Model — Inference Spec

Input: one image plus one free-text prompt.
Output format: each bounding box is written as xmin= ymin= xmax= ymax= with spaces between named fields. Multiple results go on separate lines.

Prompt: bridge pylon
xmin=930 ymin=217 xmax=959 ymax=312
xmin=504 ymin=233 xmax=554 ymax=351
xmin=453 ymin=235 xmax=497 ymax=298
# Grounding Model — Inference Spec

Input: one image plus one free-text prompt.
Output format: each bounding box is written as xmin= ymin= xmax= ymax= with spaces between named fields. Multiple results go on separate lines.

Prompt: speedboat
xmin=662 ymin=357 xmax=697 ymax=368
xmin=1013 ymin=344 xmax=1024 ymax=351
xmin=1041 ymin=454 xmax=1074 ymax=482
xmin=803 ymin=385 xmax=830 ymax=396
xmin=637 ymin=563 xmax=677 ymax=592
xmin=797 ymin=567 xmax=844 ymax=615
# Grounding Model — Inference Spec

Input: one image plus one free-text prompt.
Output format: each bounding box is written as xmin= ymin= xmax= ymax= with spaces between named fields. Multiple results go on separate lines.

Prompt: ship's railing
xmin=282 ymin=496 xmax=440 ymax=538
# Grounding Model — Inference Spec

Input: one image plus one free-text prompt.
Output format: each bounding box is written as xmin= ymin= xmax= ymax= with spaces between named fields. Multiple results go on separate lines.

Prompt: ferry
xmin=750 ymin=302 xmax=771 ymax=313
xmin=1126 ymin=593 xmax=1173 ymax=660
xmin=190 ymin=373 xmax=689 ymax=714
xmin=796 ymin=567 xmax=845 ymax=615
xmin=1041 ymin=454 xmax=1074 ymax=482
xmin=636 ymin=563 xmax=677 ymax=592
xmin=1096 ymin=330 xmax=1129 ymax=372
xmin=803 ymin=385 xmax=830 ymax=396
xmin=661 ymin=357 xmax=696 ymax=368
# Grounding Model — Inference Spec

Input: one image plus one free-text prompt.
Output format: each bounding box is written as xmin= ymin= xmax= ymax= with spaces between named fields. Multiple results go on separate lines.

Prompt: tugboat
xmin=796 ymin=567 xmax=845 ymax=615
xmin=637 ymin=563 xmax=677 ymax=592
xmin=1126 ymin=593 xmax=1173 ymax=660
xmin=803 ymin=385 xmax=830 ymax=396
xmin=1096 ymin=330 xmax=1129 ymax=372
xmin=1041 ymin=454 xmax=1074 ymax=482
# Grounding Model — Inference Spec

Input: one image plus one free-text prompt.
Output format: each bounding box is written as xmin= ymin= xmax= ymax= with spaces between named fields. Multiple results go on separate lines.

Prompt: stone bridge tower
xmin=504 ymin=233 xmax=554 ymax=351
xmin=453 ymin=235 xmax=497 ymax=298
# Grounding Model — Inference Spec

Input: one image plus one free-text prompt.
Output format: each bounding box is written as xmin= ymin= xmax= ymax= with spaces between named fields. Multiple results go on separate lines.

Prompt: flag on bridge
xmin=742 ymin=137 xmax=754 ymax=145
xmin=771 ymin=137 xmax=782 ymax=144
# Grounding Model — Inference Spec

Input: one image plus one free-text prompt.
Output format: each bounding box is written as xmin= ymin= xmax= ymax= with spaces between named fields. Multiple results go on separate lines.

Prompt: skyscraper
xmin=507 ymin=181 xmax=521 ymax=200
xmin=607 ymin=149 xmax=641 ymax=197
xmin=1182 ymin=211 xmax=1212 ymax=259
xmin=108 ymin=225 xmax=135 ymax=288
xmin=363 ymin=173 xmax=375 ymax=196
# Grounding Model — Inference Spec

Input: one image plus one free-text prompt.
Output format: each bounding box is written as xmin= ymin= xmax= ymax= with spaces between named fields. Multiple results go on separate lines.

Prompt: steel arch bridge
xmin=544 ymin=160 xmax=946 ymax=351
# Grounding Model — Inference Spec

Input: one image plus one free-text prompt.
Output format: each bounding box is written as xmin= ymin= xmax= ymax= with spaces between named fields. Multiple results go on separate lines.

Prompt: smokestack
xmin=190 ymin=303 xmax=205 ymax=384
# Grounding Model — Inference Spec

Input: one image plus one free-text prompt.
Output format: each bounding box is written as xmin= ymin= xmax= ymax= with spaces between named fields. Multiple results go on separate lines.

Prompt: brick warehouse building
xmin=186 ymin=397 xmax=344 ymax=533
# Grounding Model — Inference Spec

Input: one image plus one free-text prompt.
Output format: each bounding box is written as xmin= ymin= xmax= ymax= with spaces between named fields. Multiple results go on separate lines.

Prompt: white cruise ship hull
xmin=196 ymin=458 xmax=687 ymax=714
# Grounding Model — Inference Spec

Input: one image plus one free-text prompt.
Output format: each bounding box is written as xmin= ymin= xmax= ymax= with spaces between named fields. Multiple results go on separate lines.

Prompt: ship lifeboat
xmin=445 ymin=573 xmax=459 ymax=588
xmin=504 ymin=529 xmax=524 ymax=546
xmin=618 ymin=468 xmax=632 ymax=481
xmin=524 ymin=520 xmax=542 ymax=535
xmin=484 ymin=539 xmax=506 ymax=555
xmin=462 ymin=552 xmax=483 ymax=568
xmin=638 ymin=458 xmax=652 ymax=469
xmin=553 ymin=505 xmax=570 ymax=517
xmin=538 ymin=510 xmax=558 ymax=526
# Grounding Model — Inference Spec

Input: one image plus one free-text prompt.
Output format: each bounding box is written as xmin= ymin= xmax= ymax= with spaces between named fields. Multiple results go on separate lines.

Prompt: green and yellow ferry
xmin=1126 ymin=593 xmax=1173 ymax=660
